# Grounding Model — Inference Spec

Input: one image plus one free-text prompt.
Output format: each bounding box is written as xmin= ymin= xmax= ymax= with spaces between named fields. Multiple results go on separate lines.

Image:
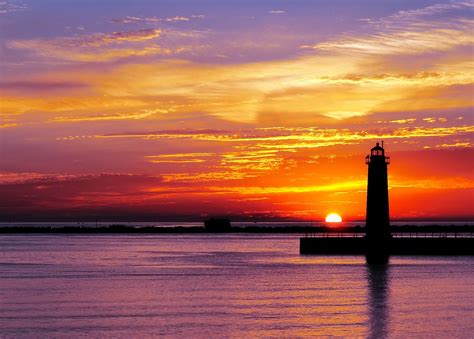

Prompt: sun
xmin=325 ymin=213 xmax=342 ymax=223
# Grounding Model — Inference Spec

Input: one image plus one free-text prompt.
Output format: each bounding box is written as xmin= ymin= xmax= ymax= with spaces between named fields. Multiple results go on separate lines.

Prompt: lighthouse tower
xmin=365 ymin=142 xmax=391 ymax=263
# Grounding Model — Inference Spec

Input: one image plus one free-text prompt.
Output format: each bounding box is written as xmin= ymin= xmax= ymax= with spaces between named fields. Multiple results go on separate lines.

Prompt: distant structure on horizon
xmin=365 ymin=142 xmax=391 ymax=263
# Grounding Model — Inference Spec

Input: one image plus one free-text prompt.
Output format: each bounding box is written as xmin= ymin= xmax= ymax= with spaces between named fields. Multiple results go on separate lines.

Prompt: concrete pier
xmin=300 ymin=235 xmax=474 ymax=255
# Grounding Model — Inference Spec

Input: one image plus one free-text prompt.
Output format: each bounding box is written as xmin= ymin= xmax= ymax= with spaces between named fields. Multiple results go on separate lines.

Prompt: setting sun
xmin=325 ymin=213 xmax=343 ymax=223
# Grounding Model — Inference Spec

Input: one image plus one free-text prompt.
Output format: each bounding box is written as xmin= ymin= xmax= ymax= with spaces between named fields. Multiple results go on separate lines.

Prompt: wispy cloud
xmin=111 ymin=14 xmax=204 ymax=25
xmin=165 ymin=16 xmax=190 ymax=22
xmin=386 ymin=1 xmax=474 ymax=21
xmin=97 ymin=125 xmax=474 ymax=145
xmin=12 ymin=29 xmax=162 ymax=48
xmin=52 ymin=109 xmax=169 ymax=122
xmin=312 ymin=1 xmax=474 ymax=55
xmin=269 ymin=10 xmax=286 ymax=14
xmin=8 ymin=29 xmax=168 ymax=61
xmin=0 ymin=123 xmax=18 ymax=128
xmin=0 ymin=1 xmax=27 ymax=14
xmin=221 ymin=150 xmax=283 ymax=171
xmin=145 ymin=152 xmax=214 ymax=163
xmin=315 ymin=26 xmax=473 ymax=55
xmin=434 ymin=142 xmax=471 ymax=148
xmin=111 ymin=16 xmax=161 ymax=24
xmin=161 ymin=171 xmax=250 ymax=183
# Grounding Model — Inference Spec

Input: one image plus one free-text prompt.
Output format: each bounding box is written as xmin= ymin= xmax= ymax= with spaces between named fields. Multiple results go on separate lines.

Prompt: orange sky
xmin=0 ymin=0 xmax=472 ymax=221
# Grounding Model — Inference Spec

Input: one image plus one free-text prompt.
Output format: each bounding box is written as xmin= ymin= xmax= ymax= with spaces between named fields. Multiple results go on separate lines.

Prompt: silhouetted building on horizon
xmin=365 ymin=142 xmax=391 ymax=264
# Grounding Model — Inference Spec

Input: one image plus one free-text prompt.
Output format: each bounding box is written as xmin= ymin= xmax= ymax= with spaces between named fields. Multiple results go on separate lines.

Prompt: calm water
xmin=0 ymin=234 xmax=473 ymax=338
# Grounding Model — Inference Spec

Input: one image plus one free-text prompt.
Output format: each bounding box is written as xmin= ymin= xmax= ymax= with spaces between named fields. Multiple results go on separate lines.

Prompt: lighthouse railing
xmin=304 ymin=231 xmax=473 ymax=238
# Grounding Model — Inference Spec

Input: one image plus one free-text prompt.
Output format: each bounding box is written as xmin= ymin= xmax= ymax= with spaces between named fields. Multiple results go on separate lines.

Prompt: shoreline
xmin=1 ymin=225 xmax=474 ymax=234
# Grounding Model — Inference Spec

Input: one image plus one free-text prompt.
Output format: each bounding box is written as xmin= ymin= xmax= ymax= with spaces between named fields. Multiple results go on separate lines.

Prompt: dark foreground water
xmin=0 ymin=235 xmax=473 ymax=338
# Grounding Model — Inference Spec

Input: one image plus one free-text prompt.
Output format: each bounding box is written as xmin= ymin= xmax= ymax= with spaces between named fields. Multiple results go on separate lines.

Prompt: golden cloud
xmin=2 ymin=0 xmax=473 ymax=126
xmin=8 ymin=29 xmax=168 ymax=61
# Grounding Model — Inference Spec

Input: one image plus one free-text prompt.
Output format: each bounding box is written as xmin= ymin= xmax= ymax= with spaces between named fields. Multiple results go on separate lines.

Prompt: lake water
xmin=1 ymin=234 xmax=473 ymax=338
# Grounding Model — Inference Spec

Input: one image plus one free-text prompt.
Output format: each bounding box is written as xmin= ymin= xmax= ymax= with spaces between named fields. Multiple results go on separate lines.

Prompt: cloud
xmin=0 ymin=173 xmax=171 ymax=216
xmin=269 ymin=10 xmax=286 ymax=14
xmin=8 ymin=29 xmax=167 ymax=61
xmin=221 ymin=150 xmax=283 ymax=171
xmin=111 ymin=16 xmax=161 ymax=24
xmin=52 ymin=109 xmax=170 ymax=122
xmin=389 ymin=119 xmax=417 ymax=124
xmin=2 ymin=1 xmax=473 ymax=128
xmin=1 ymin=1 xmax=473 ymax=221
xmin=24 ymin=29 xmax=162 ymax=48
xmin=0 ymin=1 xmax=27 ymax=14
xmin=387 ymin=1 xmax=474 ymax=21
xmin=146 ymin=180 xmax=367 ymax=195
xmin=161 ymin=171 xmax=250 ymax=182
xmin=2 ymin=51 xmax=472 ymax=124
xmin=0 ymin=123 xmax=18 ymax=128
xmin=96 ymin=125 xmax=474 ymax=150
xmin=315 ymin=27 xmax=473 ymax=55
xmin=111 ymin=14 xmax=204 ymax=24
xmin=0 ymin=172 xmax=83 ymax=185
xmin=312 ymin=1 xmax=474 ymax=55
xmin=434 ymin=142 xmax=471 ymax=148
xmin=145 ymin=152 xmax=214 ymax=164
xmin=100 ymin=29 xmax=162 ymax=44
xmin=165 ymin=16 xmax=190 ymax=22
xmin=0 ymin=81 xmax=89 ymax=94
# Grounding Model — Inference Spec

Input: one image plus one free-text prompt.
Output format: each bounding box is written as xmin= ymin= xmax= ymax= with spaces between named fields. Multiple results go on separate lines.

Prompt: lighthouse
xmin=365 ymin=142 xmax=391 ymax=264
xmin=300 ymin=142 xmax=474 ymax=257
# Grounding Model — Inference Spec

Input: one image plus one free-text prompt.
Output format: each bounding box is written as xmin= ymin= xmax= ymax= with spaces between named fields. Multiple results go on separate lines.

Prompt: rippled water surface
xmin=1 ymin=234 xmax=473 ymax=337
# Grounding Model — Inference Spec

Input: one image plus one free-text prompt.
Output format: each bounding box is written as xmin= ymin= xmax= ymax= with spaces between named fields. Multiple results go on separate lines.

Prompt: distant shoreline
xmin=1 ymin=225 xmax=474 ymax=234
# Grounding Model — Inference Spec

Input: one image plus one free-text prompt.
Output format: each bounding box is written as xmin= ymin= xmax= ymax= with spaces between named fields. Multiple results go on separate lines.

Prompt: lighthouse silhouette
xmin=300 ymin=142 xmax=474 ymax=257
xmin=365 ymin=142 xmax=391 ymax=264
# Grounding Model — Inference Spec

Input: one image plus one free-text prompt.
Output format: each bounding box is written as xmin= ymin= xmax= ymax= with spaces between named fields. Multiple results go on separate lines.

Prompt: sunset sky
xmin=0 ymin=0 xmax=472 ymax=221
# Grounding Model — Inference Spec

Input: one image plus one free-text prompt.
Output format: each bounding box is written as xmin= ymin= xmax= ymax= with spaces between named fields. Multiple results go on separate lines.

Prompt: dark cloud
xmin=0 ymin=81 xmax=89 ymax=94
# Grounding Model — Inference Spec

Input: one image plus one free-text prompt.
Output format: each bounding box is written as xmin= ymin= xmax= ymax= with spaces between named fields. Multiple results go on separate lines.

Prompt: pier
xmin=300 ymin=232 xmax=474 ymax=255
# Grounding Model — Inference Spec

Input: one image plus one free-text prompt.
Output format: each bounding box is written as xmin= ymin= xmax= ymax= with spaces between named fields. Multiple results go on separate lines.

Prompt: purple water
xmin=1 ymin=234 xmax=473 ymax=337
